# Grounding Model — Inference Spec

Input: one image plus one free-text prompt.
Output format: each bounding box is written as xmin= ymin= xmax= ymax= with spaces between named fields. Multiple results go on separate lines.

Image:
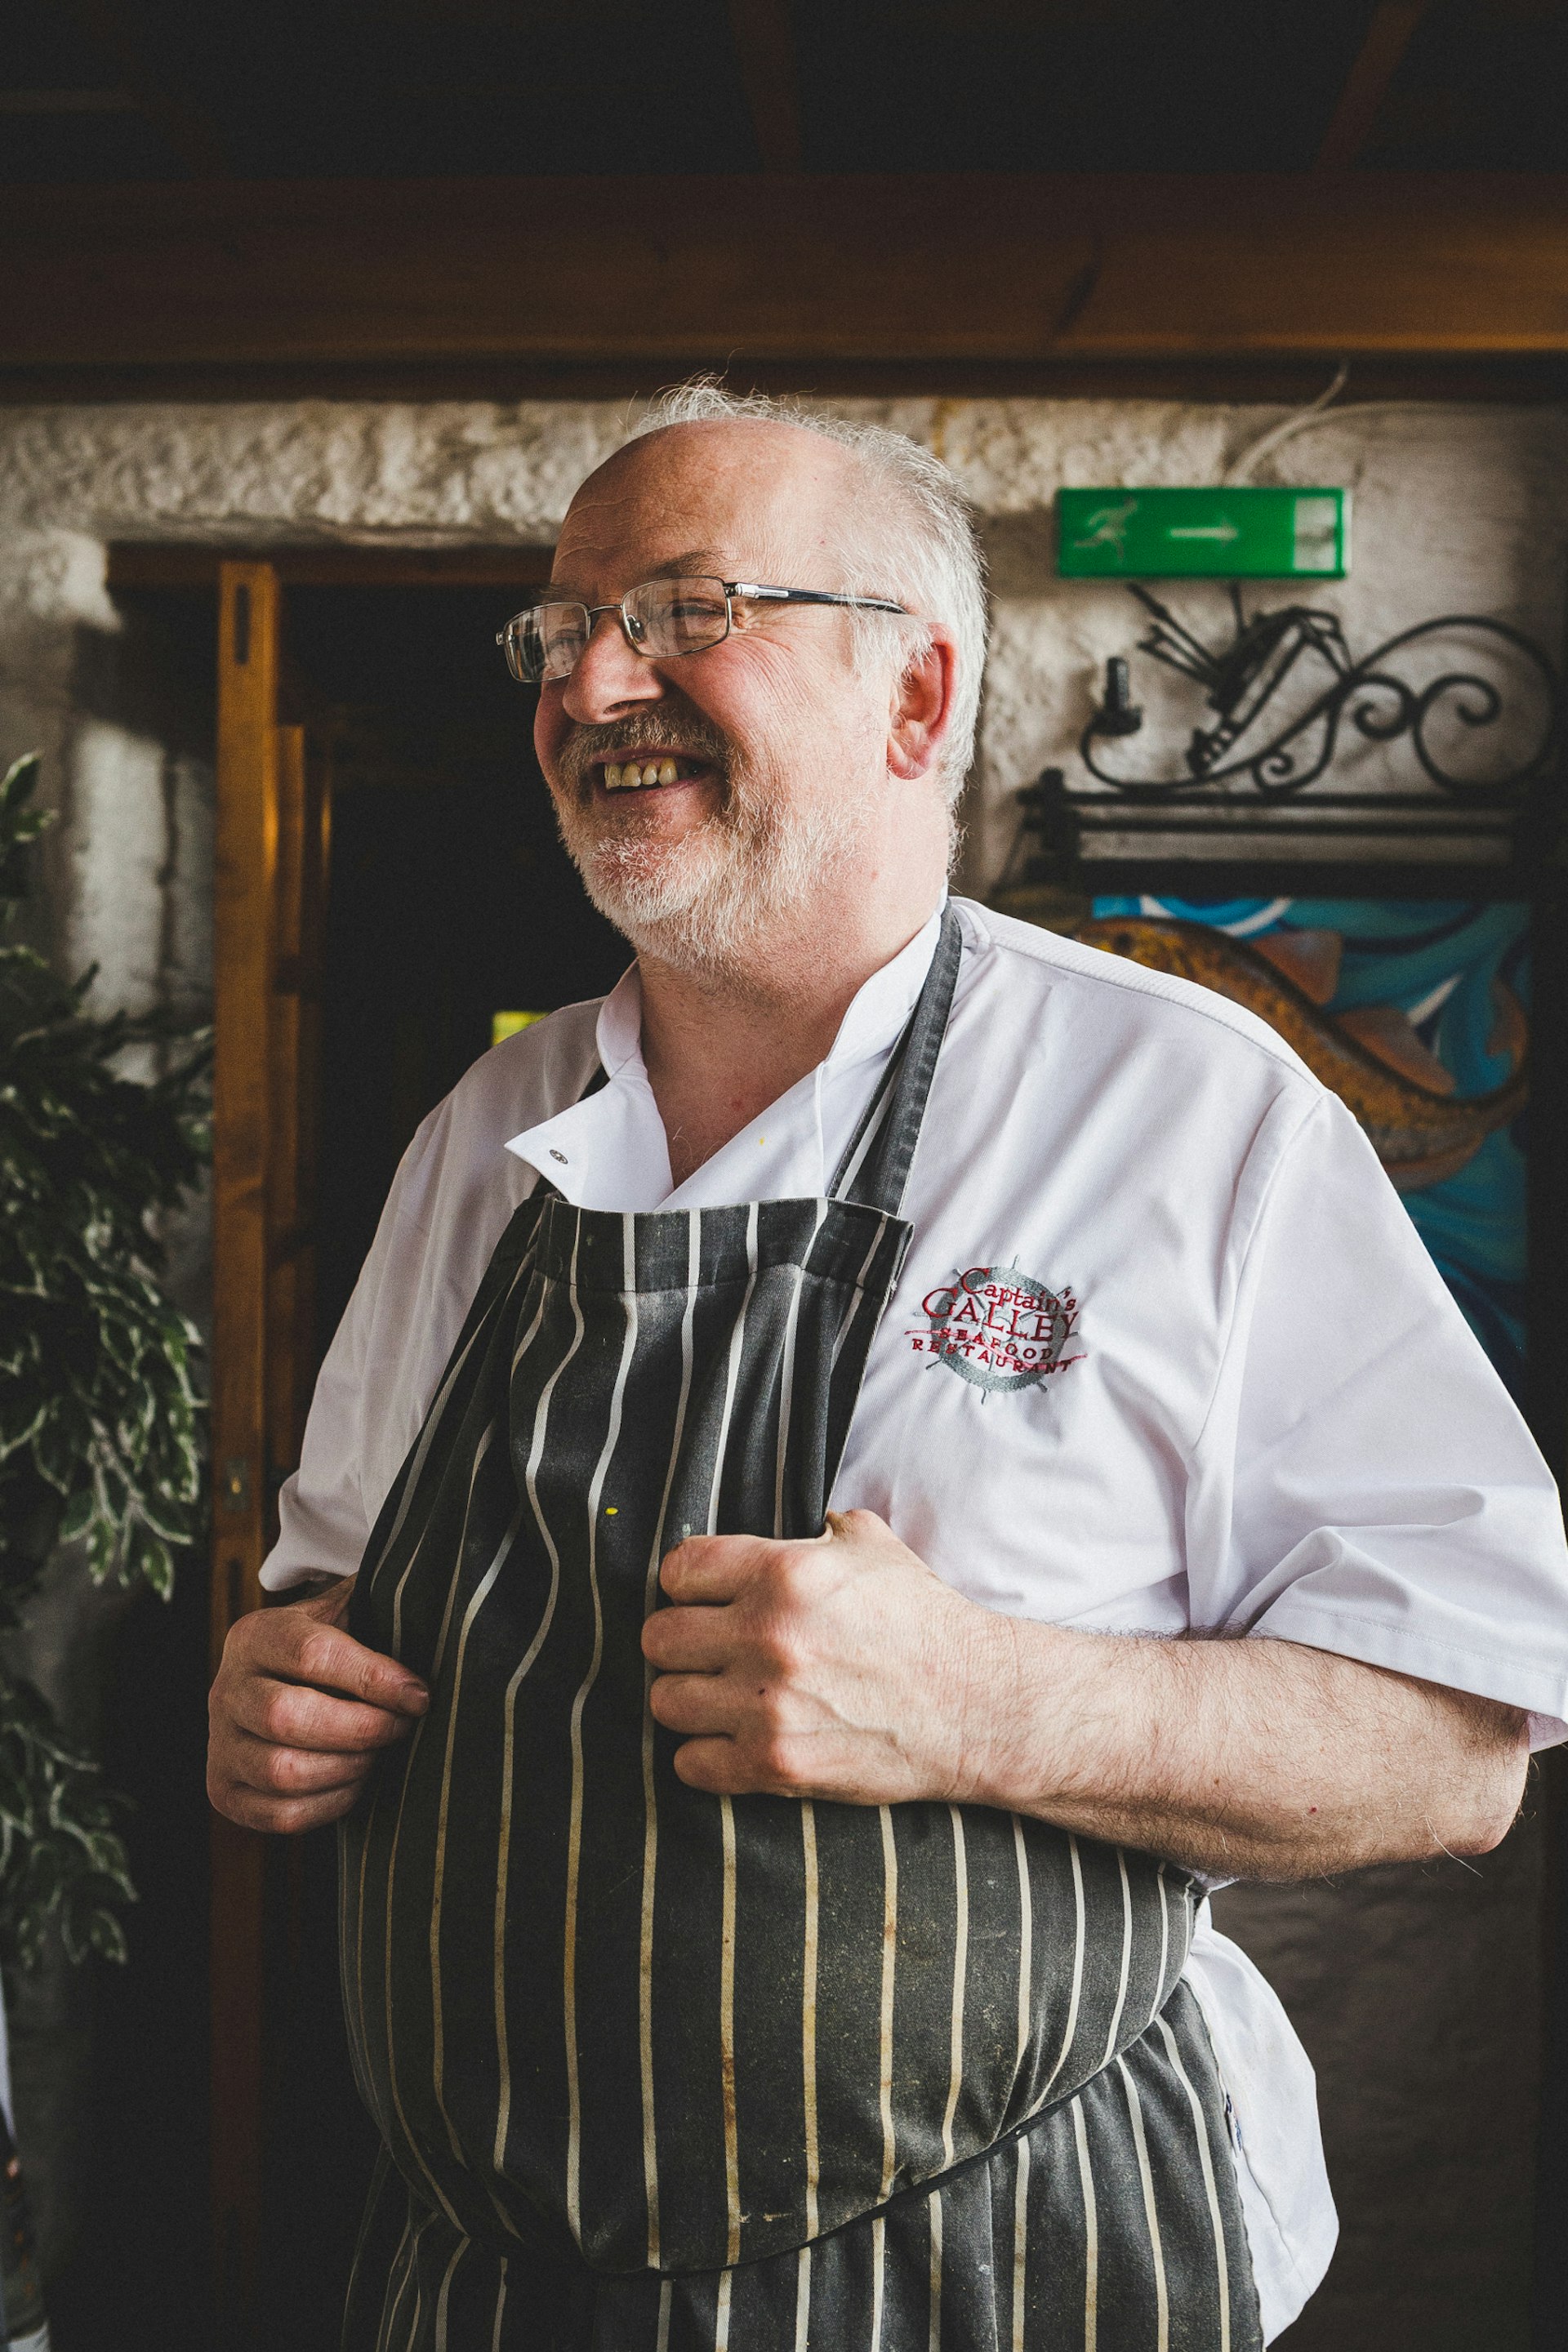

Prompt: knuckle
xmin=754 ymin=1734 xmax=797 ymax=1788
xmin=258 ymin=1687 xmax=297 ymax=1743
xmin=647 ymin=1676 xmax=681 ymax=1727
xmin=773 ymin=1551 xmax=818 ymax=1607
xmin=256 ymin=1744 xmax=301 ymax=1791
xmin=296 ymin=1628 xmax=341 ymax=1685
xmin=221 ymin=1610 xmax=260 ymax=1667
xmin=753 ymin=1615 xmax=804 ymax=1680
xmin=660 ymin=1544 xmax=696 ymax=1594
xmin=210 ymin=1776 xmax=260 ymax=1829
xmin=748 ymin=1683 xmax=788 ymax=1737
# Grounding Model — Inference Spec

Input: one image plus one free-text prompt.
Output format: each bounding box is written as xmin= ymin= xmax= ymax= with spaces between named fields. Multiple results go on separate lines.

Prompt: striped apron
xmin=339 ymin=909 xmax=1261 ymax=2351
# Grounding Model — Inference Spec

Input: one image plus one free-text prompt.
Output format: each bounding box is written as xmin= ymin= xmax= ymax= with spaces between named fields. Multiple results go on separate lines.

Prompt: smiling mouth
xmin=597 ymin=754 xmax=716 ymax=792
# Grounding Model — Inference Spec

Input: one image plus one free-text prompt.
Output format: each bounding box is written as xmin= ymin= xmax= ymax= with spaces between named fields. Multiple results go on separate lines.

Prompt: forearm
xmin=968 ymin=1615 xmax=1530 ymax=1880
xmin=644 ymin=1512 xmax=1531 ymax=1867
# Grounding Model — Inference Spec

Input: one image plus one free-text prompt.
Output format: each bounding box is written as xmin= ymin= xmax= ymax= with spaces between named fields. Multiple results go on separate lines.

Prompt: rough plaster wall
xmin=0 ymin=395 xmax=1562 ymax=2334
xmin=3 ymin=394 xmax=1565 ymax=886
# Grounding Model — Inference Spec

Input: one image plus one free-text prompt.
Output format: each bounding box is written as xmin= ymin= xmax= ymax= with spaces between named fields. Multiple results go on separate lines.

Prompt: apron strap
xmin=828 ymin=901 xmax=964 ymax=1218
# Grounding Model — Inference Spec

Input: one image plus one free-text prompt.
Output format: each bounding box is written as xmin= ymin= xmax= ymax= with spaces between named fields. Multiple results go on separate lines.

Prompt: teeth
xmin=604 ymin=757 xmax=684 ymax=790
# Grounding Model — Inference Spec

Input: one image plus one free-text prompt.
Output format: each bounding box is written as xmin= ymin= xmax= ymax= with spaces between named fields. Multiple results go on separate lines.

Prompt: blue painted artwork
xmin=1092 ymin=895 xmax=1531 ymax=1398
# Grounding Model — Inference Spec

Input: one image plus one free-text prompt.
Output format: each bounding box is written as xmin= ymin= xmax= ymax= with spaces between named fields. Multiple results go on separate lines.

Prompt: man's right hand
xmin=207 ymin=1577 xmax=430 ymax=1833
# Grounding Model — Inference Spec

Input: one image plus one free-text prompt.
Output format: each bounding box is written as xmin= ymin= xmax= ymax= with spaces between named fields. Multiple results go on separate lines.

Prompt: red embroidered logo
xmin=907 ymin=1263 xmax=1085 ymax=1397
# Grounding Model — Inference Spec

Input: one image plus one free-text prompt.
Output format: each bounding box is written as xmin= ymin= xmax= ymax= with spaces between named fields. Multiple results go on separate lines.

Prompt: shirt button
xmin=550 ymin=1148 xmax=568 ymax=1163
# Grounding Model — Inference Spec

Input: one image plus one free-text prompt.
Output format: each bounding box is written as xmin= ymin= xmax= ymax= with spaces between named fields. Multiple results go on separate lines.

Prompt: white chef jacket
xmin=265 ymin=893 xmax=1568 ymax=2342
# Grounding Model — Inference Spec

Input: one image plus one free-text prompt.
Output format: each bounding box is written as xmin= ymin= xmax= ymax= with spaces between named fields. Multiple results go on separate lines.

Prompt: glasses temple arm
xmin=728 ymin=583 xmax=909 ymax=615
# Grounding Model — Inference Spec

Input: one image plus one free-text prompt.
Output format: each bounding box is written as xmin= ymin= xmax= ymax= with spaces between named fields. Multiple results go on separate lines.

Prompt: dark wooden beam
xmin=1315 ymin=0 xmax=1434 ymax=170
xmin=7 ymin=173 xmax=1568 ymax=374
xmin=10 ymin=355 xmax=1568 ymax=408
xmin=56 ymin=0 xmax=232 ymax=176
xmin=727 ymin=0 xmax=804 ymax=172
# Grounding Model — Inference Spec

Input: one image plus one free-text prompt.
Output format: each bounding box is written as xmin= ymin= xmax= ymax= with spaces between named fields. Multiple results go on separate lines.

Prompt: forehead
xmin=551 ymin=421 xmax=855 ymax=590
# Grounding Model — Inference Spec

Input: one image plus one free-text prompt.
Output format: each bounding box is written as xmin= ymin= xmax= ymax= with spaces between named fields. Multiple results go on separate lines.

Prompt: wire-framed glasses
xmin=496 ymin=576 xmax=910 ymax=685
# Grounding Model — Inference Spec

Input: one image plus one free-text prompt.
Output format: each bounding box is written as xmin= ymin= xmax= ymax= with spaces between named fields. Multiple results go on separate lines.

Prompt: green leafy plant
xmin=0 ymin=752 xmax=209 ymax=1969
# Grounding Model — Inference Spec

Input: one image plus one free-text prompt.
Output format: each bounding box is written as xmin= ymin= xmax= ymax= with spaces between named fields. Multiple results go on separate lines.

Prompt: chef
xmin=208 ymin=386 xmax=1568 ymax=2352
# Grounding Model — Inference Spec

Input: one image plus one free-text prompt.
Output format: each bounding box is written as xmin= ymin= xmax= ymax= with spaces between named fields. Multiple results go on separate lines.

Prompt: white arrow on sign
xmin=1166 ymin=523 xmax=1239 ymax=542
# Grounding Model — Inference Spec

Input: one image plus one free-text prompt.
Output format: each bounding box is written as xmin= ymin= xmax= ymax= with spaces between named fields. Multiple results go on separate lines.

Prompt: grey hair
xmin=632 ymin=381 xmax=988 ymax=806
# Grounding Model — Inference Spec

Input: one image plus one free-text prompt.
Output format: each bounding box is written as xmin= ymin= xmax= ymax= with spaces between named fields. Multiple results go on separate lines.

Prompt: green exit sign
xmin=1057 ymin=487 xmax=1349 ymax=580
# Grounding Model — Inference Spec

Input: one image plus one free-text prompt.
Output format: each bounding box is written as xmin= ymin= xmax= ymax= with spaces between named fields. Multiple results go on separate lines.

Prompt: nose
xmin=559 ymin=607 xmax=664 ymax=725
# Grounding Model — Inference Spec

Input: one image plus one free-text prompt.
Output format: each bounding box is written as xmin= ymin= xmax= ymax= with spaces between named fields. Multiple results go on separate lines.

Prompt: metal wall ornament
xmin=1079 ymin=584 xmax=1561 ymax=804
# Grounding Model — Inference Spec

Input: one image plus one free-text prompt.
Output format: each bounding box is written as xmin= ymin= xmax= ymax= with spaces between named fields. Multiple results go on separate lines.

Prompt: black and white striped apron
xmin=339 ymin=908 xmax=1261 ymax=2351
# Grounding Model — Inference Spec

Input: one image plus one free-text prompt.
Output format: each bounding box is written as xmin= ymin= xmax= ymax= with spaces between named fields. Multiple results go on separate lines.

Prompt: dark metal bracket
xmin=1078 ymin=584 xmax=1560 ymax=804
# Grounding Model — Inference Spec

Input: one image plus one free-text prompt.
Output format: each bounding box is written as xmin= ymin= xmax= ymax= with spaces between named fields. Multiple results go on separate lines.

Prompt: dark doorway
xmin=73 ymin=564 xmax=627 ymax=2352
xmin=293 ymin=583 xmax=629 ymax=1353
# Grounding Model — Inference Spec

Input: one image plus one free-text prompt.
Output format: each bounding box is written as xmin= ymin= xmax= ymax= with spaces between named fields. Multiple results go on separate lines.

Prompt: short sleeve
xmin=260 ymin=1111 xmax=506 ymax=1592
xmin=261 ymin=1183 xmax=403 ymax=1591
xmin=261 ymin=1001 xmax=599 ymax=1594
xmin=1187 ymin=1090 xmax=1568 ymax=1747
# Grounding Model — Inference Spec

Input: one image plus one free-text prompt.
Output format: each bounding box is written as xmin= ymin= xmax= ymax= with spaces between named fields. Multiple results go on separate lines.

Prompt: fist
xmin=641 ymin=1508 xmax=1004 ymax=1806
xmin=207 ymin=1578 xmax=429 ymax=1833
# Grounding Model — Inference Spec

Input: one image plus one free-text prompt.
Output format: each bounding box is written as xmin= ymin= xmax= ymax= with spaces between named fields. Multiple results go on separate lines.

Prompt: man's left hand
xmin=643 ymin=1509 xmax=1530 ymax=1876
xmin=644 ymin=1508 xmax=1004 ymax=1803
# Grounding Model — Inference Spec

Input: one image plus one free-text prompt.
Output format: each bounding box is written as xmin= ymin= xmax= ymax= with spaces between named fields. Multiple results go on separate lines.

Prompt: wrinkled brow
xmin=546 ymin=549 xmax=735 ymax=597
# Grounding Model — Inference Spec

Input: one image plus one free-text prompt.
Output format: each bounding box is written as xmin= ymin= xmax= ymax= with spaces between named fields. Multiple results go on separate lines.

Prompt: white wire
xmin=1222 ymin=362 xmax=1350 ymax=484
xmin=1220 ymin=362 xmax=1489 ymax=488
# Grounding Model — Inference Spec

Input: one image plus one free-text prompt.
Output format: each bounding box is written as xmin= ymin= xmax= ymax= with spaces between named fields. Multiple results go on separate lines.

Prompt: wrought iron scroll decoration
xmin=1079 ymin=584 xmax=1561 ymax=805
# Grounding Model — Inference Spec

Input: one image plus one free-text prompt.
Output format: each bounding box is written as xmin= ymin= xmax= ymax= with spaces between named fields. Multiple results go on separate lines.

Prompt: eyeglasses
xmin=496 ymin=575 xmax=910 ymax=685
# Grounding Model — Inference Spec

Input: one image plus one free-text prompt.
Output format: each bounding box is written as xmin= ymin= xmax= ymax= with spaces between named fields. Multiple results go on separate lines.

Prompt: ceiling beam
xmin=727 ymin=0 xmax=804 ymax=172
xmin=55 ymin=0 xmax=232 ymax=177
xmin=5 ymin=173 xmax=1568 ymax=375
xmin=1315 ymin=0 xmax=1433 ymax=170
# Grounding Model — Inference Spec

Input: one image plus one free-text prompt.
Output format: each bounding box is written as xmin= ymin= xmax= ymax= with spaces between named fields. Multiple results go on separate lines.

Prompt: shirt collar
xmin=505 ymin=896 xmax=947 ymax=1209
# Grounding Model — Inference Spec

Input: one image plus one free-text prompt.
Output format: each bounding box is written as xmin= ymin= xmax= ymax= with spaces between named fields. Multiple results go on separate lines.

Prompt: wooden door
xmin=210 ymin=559 xmax=329 ymax=2330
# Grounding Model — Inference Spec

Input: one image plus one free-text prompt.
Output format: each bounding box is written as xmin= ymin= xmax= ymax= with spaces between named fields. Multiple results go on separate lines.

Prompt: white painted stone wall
xmin=1 ymin=393 xmax=1563 ymax=2341
xmin=3 ymin=394 xmax=1565 ymax=938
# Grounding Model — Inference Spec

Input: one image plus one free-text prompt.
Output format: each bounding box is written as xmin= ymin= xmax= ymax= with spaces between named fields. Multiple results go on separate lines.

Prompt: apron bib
xmin=339 ymin=910 xmax=1261 ymax=2350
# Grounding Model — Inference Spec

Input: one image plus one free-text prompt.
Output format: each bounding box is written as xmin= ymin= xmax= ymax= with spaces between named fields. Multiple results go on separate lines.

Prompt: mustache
xmin=555 ymin=711 xmax=733 ymax=795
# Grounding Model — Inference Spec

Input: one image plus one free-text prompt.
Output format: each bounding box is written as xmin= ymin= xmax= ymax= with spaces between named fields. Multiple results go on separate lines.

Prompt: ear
xmin=887 ymin=627 xmax=959 ymax=785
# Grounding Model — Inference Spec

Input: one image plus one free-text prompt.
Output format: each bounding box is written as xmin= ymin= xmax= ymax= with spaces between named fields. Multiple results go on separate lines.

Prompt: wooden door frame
xmin=210 ymin=558 xmax=279 ymax=2332
xmin=203 ymin=543 xmax=552 ymax=2329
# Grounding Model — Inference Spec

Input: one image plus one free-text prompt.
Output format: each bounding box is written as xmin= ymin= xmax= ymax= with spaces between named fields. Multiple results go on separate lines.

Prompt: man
xmin=210 ymin=385 xmax=1567 ymax=2350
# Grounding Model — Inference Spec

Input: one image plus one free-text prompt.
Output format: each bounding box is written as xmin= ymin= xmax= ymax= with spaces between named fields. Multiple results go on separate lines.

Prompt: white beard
xmin=556 ymin=755 xmax=878 ymax=981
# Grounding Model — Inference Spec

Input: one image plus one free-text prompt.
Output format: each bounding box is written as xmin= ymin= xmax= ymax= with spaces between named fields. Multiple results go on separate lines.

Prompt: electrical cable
xmin=1223 ymin=362 xmax=1350 ymax=483
xmin=1220 ymin=361 xmax=1493 ymax=488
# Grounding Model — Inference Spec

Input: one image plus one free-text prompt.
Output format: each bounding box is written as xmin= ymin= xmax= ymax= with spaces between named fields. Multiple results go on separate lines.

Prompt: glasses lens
xmin=626 ymin=577 xmax=730 ymax=660
xmin=503 ymin=604 xmax=590 ymax=684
